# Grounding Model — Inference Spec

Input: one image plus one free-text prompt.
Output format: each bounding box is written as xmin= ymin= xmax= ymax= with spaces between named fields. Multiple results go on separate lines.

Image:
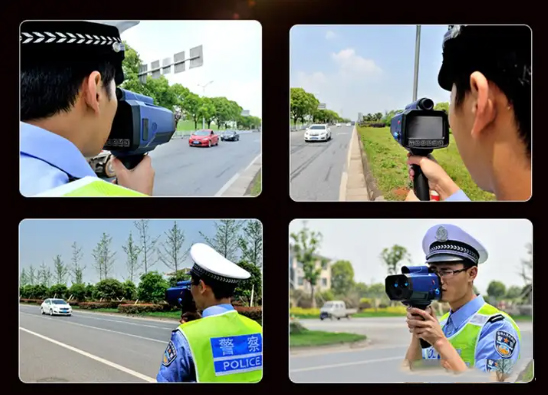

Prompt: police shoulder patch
xmin=486 ymin=359 xmax=499 ymax=372
xmin=494 ymin=330 xmax=517 ymax=359
xmin=162 ymin=340 xmax=177 ymax=367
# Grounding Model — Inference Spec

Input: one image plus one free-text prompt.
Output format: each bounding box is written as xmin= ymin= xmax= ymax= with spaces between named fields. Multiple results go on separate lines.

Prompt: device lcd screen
xmin=407 ymin=115 xmax=444 ymax=139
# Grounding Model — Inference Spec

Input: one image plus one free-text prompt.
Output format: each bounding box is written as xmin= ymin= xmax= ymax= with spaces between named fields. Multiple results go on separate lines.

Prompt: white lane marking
xmin=20 ymin=312 xmax=167 ymax=344
xmin=57 ymin=312 xmax=175 ymax=330
xmin=291 ymin=344 xmax=409 ymax=358
xmin=290 ymin=356 xmax=403 ymax=373
xmin=20 ymin=327 xmax=157 ymax=383
xmin=215 ymin=153 xmax=261 ymax=196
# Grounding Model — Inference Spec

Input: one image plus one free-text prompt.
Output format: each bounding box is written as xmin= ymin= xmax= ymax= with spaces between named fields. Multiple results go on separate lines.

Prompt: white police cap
xmin=189 ymin=243 xmax=250 ymax=284
xmin=422 ymin=224 xmax=488 ymax=265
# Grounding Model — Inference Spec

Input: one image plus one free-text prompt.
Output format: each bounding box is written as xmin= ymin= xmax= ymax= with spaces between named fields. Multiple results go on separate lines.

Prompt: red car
xmin=189 ymin=129 xmax=219 ymax=147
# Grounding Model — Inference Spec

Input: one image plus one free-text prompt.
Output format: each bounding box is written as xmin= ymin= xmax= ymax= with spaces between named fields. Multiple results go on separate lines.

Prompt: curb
xmin=341 ymin=126 xmax=371 ymax=201
xmin=356 ymin=128 xmax=385 ymax=201
xmin=217 ymin=154 xmax=262 ymax=197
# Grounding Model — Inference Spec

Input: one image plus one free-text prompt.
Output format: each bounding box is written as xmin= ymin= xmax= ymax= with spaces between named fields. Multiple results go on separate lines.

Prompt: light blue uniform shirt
xmin=20 ymin=122 xmax=97 ymax=196
xmin=423 ymin=295 xmax=520 ymax=373
xmin=156 ymin=304 xmax=235 ymax=382
xmin=445 ymin=189 xmax=471 ymax=201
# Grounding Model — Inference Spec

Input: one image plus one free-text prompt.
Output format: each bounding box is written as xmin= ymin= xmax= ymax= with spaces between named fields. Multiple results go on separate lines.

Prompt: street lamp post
xmin=197 ymin=80 xmax=214 ymax=129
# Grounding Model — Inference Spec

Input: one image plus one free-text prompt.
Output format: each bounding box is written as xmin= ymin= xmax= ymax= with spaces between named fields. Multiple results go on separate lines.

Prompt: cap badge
xmin=112 ymin=42 xmax=124 ymax=52
xmin=435 ymin=226 xmax=448 ymax=242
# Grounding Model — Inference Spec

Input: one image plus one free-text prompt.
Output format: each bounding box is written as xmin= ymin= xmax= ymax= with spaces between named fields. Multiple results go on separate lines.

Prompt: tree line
xmin=358 ymin=102 xmax=450 ymax=128
xmin=20 ymin=220 xmax=263 ymax=305
xmin=290 ymin=224 xmax=532 ymax=309
xmin=121 ymin=41 xmax=261 ymax=130
xmin=290 ymin=87 xmax=351 ymax=125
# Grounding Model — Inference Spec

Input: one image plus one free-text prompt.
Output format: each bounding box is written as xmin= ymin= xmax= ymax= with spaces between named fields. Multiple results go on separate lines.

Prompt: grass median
xmin=357 ymin=126 xmax=495 ymax=201
xmin=250 ymin=171 xmax=262 ymax=196
xmin=290 ymin=321 xmax=366 ymax=348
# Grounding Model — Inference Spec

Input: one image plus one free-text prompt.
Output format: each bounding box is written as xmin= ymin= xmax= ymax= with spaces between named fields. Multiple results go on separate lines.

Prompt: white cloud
xmin=331 ymin=48 xmax=382 ymax=77
xmin=325 ymin=30 xmax=337 ymax=40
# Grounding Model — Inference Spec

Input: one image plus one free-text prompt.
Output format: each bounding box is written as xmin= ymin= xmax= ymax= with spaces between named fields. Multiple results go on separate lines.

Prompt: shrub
xmin=118 ymin=304 xmax=164 ymax=314
xmin=20 ymin=298 xmax=42 ymax=304
xmin=94 ymin=279 xmax=125 ymax=301
xmin=289 ymin=307 xmax=320 ymax=317
xmin=290 ymin=321 xmax=308 ymax=334
xmin=359 ymin=297 xmax=373 ymax=310
xmin=235 ymin=306 xmax=262 ymax=324
xmin=49 ymin=284 xmax=69 ymax=299
xmin=78 ymin=302 xmax=117 ymax=310
xmin=137 ymin=271 xmax=169 ymax=303
xmin=69 ymin=283 xmax=87 ymax=302
xmin=121 ymin=280 xmax=137 ymax=301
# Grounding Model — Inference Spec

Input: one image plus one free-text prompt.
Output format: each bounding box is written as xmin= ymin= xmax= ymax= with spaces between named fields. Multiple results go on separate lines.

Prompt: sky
xmin=106 ymin=20 xmax=262 ymax=118
xmin=289 ymin=219 xmax=533 ymax=295
xmin=290 ymin=25 xmax=451 ymax=119
xmin=19 ymin=219 xmax=252 ymax=285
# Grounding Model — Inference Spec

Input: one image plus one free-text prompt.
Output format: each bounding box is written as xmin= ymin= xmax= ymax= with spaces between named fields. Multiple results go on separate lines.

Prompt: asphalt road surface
xmin=19 ymin=304 xmax=180 ymax=383
xmin=290 ymin=126 xmax=353 ymax=201
xmin=101 ymin=133 xmax=261 ymax=197
xmin=290 ymin=317 xmax=533 ymax=383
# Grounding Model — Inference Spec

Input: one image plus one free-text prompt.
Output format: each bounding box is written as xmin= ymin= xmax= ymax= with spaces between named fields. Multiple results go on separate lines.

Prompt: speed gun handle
xmin=411 ymin=311 xmax=432 ymax=349
xmin=113 ymin=154 xmax=145 ymax=185
xmin=412 ymin=164 xmax=430 ymax=201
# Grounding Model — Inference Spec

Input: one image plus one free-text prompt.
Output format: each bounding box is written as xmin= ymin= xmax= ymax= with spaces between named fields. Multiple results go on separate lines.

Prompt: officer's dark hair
xmin=191 ymin=273 xmax=237 ymax=300
xmin=21 ymin=60 xmax=117 ymax=121
xmin=448 ymin=26 xmax=531 ymax=157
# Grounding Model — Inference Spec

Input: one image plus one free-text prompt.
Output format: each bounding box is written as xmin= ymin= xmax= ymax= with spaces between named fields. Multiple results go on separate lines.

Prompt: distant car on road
xmin=304 ymin=124 xmax=331 ymax=142
xmin=221 ymin=130 xmax=240 ymax=141
xmin=346 ymin=122 xmax=351 ymax=127
xmin=319 ymin=300 xmax=357 ymax=320
xmin=87 ymin=150 xmax=115 ymax=178
xmin=189 ymin=129 xmax=219 ymax=147
xmin=336 ymin=123 xmax=341 ymax=127
xmin=41 ymin=298 xmax=72 ymax=316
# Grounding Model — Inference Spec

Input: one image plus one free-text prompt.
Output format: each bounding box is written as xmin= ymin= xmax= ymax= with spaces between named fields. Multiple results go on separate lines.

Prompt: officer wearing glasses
xmin=404 ymin=224 xmax=521 ymax=377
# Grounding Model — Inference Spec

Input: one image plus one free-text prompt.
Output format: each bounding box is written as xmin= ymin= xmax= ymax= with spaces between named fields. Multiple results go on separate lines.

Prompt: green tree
xmin=49 ymin=284 xmax=69 ymax=299
xmin=28 ymin=265 xmax=37 ymax=286
xmin=69 ymin=283 xmax=87 ymax=302
xmin=122 ymin=231 xmax=142 ymax=283
xmin=330 ymin=260 xmax=355 ymax=296
xmin=505 ymin=285 xmax=522 ymax=300
xmin=20 ymin=268 xmax=29 ymax=286
xmin=121 ymin=280 xmax=137 ymax=301
xmin=137 ymin=271 xmax=169 ymax=303
xmin=200 ymin=220 xmax=244 ymax=262
xmin=198 ymin=97 xmax=216 ymax=128
xmin=380 ymin=245 xmax=411 ymax=275
xmin=434 ymin=102 xmax=449 ymax=114
xmin=134 ymin=220 xmax=160 ymax=274
xmin=238 ymin=220 xmax=263 ymax=268
xmin=211 ymin=97 xmax=231 ymax=129
xmin=145 ymin=75 xmax=178 ymax=110
xmin=70 ymin=242 xmax=85 ymax=285
xmin=182 ymin=92 xmax=202 ymax=130
xmin=94 ymin=279 xmax=124 ymax=301
xmin=119 ymin=41 xmax=149 ymax=95
xmin=53 ymin=255 xmax=69 ymax=286
xmin=290 ymin=87 xmax=319 ymax=125
xmin=158 ymin=221 xmax=189 ymax=275
xmin=353 ymin=282 xmax=369 ymax=298
xmin=38 ymin=261 xmax=53 ymax=287
xmin=234 ymin=261 xmax=262 ymax=306
xmin=92 ymin=233 xmax=116 ymax=281
xmin=290 ymin=224 xmax=325 ymax=308
xmin=487 ymin=281 xmax=507 ymax=301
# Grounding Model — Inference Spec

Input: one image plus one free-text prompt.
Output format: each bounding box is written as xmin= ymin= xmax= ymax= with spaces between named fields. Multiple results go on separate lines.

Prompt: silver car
xmin=40 ymin=298 xmax=72 ymax=316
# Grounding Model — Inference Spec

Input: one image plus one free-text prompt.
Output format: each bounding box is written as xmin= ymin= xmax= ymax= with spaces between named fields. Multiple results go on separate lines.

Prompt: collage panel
xmin=20 ymin=20 xmax=262 ymax=197
xmin=19 ymin=219 xmax=263 ymax=383
xmin=290 ymin=25 xmax=531 ymax=202
xmin=289 ymin=219 xmax=533 ymax=383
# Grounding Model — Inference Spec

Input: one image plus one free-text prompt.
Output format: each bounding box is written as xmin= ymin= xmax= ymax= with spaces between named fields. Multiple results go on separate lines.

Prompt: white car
xmin=320 ymin=300 xmax=358 ymax=320
xmin=346 ymin=122 xmax=351 ymax=126
xmin=336 ymin=123 xmax=341 ymax=127
xmin=41 ymin=298 xmax=72 ymax=316
xmin=304 ymin=124 xmax=331 ymax=142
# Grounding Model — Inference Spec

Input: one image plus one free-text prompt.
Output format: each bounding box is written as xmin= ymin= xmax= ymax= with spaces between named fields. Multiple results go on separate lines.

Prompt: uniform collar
xmin=20 ymin=122 xmax=97 ymax=179
xmin=202 ymin=303 xmax=235 ymax=318
xmin=447 ymin=294 xmax=485 ymax=328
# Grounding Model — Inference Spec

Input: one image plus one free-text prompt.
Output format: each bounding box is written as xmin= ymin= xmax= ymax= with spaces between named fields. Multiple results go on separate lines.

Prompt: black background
xmin=7 ymin=0 xmax=542 ymax=392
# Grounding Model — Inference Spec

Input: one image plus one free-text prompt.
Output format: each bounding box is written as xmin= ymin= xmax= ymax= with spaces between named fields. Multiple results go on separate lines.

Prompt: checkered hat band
xmin=427 ymin=241 xmax=479 ymax=265
xmin=190 ymin=263 xmax=240 ymax=284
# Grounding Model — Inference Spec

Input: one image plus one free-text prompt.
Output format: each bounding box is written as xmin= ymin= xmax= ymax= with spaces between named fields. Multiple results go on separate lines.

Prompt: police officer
xmin=20 ymin=21 xmax=154 ymax=196
xmin=157 ymin=243 xmax=263 ymax=382
xmin=406 ymin=25 xmax=531 ymax=201
xmin=404 ymin=224 xmax=521 ymax=376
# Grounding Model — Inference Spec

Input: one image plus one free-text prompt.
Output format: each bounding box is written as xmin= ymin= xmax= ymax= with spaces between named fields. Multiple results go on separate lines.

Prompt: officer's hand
xmin=407 ymin=307 xmax=445 ymax=346
xmin=407 ymin=153 xmax=460 ymax=200
xmin=111 ymin=155 xmax=155 ymax=196
xmin=406 ymin=305 xmax=434 ymax=333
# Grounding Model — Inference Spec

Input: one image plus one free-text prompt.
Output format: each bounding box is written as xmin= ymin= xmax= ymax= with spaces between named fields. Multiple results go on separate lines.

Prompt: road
xmin=290 ymin=126 xmax=353 ymax=201
xmin=101 ymin=132 xmax=261 ymax=197
xmin=19 ymin=304 xmax=179 ymax=383
xmin=290 ymin=317 xmax=534 ymax=383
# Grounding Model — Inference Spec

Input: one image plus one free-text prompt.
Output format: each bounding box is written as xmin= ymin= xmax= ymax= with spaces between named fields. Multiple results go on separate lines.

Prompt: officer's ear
xmin=83 ymin=71 xmax=102 ymax=114
xmin=468 ymin=265 xmax=478 ymax=282
xmin=469 ymin=71 xmax=496 ymax=138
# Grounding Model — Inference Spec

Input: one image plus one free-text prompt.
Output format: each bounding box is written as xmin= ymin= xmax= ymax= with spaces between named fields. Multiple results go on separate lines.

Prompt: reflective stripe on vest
xmin=178 ymin=310 xmax=263 ymax=383
xmin=424 ymin=303 xmax=521 ymax=367
xmin=33 ymin=176 xmax=147 ymax=197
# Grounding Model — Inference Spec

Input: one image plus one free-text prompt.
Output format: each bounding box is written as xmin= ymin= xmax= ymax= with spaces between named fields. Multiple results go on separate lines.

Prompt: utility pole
xmin=412 ymin=25 xmax=421 ymax=102
xmin=197 ymin=80 xmax=214 ymax=129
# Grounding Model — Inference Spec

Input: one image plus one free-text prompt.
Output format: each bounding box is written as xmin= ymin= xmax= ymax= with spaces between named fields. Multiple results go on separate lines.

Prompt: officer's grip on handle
xmin=411 ymin=307 xmax=433 ymax=349
xmin=113 ymin=154 xmax=146 ymax=184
